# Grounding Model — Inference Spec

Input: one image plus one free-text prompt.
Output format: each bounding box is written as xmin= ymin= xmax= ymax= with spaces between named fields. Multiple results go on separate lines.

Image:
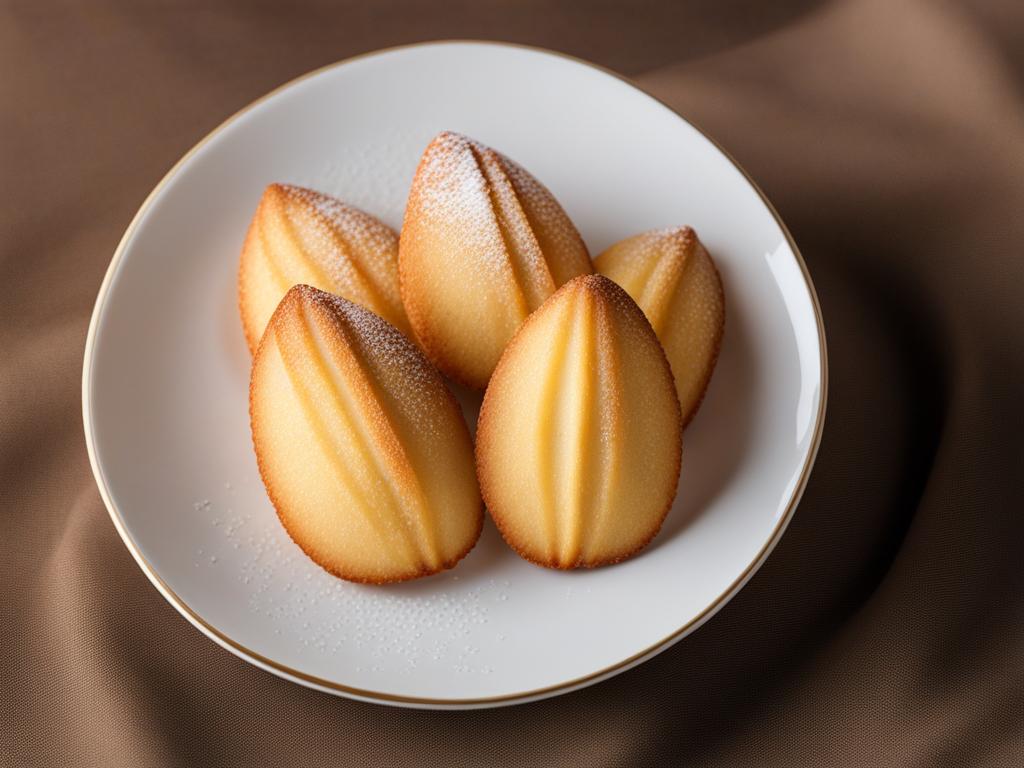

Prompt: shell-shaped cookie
xmin=399 ymin=131 xmax=592 ymax=389
xmin=595 ymin=227 xmax=724 ymax=427
xmin=239 ymin=183 xmax=410 ymax=353
xmin=250 ymin=285 xmax=482 ymax=583
xmin=476 ymin=275 xmax=682 ymax=569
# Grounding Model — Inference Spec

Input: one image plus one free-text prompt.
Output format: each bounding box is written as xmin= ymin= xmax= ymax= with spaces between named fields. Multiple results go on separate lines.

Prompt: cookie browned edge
xmin=475 ymin=274 xmax=683 ymax=570
xmin=249 ymin=285 xmax=483 ymax=585
xmin=237 ymin=186 xmax=276 ymax=356
xmin=680 ymin=246 xmax=725 ymax=429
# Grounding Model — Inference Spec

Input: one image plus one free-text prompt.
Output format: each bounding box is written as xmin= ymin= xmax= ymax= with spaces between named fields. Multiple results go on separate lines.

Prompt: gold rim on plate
xmin=81 ymin=40 xmax=828 ymax=708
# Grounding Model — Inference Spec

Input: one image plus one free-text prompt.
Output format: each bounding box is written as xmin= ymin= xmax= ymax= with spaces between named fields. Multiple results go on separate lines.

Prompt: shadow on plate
xmin=649 ymin=262 xmax=759 ymax=550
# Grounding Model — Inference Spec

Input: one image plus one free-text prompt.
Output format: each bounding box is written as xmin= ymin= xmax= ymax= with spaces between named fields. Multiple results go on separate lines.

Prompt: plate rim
xmin=81 ymin=39 xmax=829 ymax=709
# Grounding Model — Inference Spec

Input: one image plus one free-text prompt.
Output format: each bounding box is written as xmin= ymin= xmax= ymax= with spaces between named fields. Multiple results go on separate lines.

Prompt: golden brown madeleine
xmin=594 ymin=227 xmax=725 ymax=427
xmin=239 ymin=183 xmax=410 ymax=353
xmin=250 ymin=285 xmax=482 ymax=584
xmin=399 ymin=131 xmax=592 ymax=389
xmin=476 ymin=275 xmax=682 ymax=569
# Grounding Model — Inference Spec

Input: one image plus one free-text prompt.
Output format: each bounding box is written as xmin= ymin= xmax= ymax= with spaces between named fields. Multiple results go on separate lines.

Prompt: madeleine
xmin=238 ymin=183 xmax=410 ymax=353
xmin=595 ymin=227 xmax=724 ymax=426
xmin=476 ymin=275 xmax=682 ymax=569
xmin=399 ymin=131 xmax=591 ymax=389
xmin=250 ymin=285 xmax=481 ymax=583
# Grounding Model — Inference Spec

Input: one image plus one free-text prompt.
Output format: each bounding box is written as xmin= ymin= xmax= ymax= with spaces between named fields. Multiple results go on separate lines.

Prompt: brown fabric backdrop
xmin=3 ymin=0 xmax=1023 ymax=765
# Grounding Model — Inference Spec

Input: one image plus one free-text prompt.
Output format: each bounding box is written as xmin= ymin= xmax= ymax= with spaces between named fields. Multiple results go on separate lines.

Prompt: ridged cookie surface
xmin=399 ymin=131 xmax=591 ymax=389
xmin=476 ymin=275 xmax=682 ymax=569
xmin=239 ymin=183 xmax=410 ymax=353
xmin=250 ymin=285 xmax=481 ymax=583
xmin=595 ymin=227 xmax=724 ymax=427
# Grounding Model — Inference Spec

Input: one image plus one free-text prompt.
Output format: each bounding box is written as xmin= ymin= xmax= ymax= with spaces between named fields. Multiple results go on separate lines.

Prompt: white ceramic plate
xmin=83 ymin=41 xmax=826 ymax=709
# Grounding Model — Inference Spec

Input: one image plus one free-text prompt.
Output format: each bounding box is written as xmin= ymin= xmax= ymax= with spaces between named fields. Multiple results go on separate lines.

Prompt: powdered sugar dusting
xmin=409 ymin=132 xmax=502 ymax=265
xmin=634 ymin=225 xmax=696 ymax=256
xmin=294 ymin=285 xmax=454 ymax=439
xmin=277 ymin=185 xmax=402 ymax=318
xmin=405 ymin=131 xmax=590 ymax=303
xmin=501 ymin=155 xmax=589 ymax=284
xmin=193 ymin=492 xmax=510 ymax=677
xmin=286 ymin=184 xmax=397 ymax=260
